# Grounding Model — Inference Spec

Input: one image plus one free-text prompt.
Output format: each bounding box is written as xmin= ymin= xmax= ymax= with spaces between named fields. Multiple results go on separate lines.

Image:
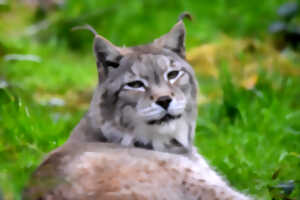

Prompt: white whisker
xmin=146 ymin=110 xmax=164 ymax=115
xmin=140 ymin=108 xmax=155 ymax=113
xmin=139 ymin=110 xmax=162 ymax=117
xmin=143 ymin=113 xmax=165 ymax=120
xmin=170 ymin=106 xmax=185 ymax=110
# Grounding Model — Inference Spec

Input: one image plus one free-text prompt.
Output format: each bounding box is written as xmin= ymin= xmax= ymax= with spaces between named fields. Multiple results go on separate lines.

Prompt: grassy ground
xmin=1 ymin=0 xmax=300 ymax=199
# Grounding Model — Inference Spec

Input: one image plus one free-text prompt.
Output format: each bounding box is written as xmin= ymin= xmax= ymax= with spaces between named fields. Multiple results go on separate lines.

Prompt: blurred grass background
xmin=0 ymin=0 xmax=300 ymax=199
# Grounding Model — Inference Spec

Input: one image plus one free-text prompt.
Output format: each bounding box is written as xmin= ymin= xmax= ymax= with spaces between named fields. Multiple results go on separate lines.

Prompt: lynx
xmin=23 ymin=14 xmax=252 ymax=200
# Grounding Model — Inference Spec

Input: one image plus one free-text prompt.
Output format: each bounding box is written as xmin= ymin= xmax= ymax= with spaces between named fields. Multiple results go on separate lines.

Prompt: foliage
xmin=0 ymin=0 xmax=289 ymax=51
xmin=269 ymin=2 xmax=300 ymax=50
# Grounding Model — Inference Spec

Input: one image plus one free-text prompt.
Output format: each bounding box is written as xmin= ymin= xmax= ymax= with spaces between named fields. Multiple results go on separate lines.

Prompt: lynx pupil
xmin=167 ymin=70 xmax=179 ymax=80
xmin=127 ymin=80 xmax=144 ymax=88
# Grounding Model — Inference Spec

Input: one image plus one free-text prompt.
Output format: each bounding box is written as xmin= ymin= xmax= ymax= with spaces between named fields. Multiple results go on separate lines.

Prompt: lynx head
xmin=85 ymin=17 xmax=198 ymax=154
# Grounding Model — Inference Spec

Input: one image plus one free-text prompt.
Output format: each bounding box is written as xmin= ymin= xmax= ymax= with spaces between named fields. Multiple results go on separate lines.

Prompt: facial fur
xmin=85 ymin=20 xmax=198 ymax=154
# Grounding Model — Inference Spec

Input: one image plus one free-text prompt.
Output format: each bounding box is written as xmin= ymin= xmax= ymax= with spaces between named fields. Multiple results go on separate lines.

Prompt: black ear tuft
xmin=178 ymin=12 xmax=193 ymax=22
xmin=71 ymin=24 xmax=99 ymax=36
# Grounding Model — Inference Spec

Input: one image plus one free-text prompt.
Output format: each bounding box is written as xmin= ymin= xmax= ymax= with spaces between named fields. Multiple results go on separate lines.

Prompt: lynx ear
xmin=72 ymin=24 xmax=122 ymax=78
xmin=154 ymin=20 xmax=186 ymax=58
xmin=94 ymin=35 xmax=122 ymax=74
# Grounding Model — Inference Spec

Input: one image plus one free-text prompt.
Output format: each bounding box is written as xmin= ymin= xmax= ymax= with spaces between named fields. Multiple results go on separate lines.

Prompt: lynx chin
xmin=23 ymin=13 xmax=252 ymax=200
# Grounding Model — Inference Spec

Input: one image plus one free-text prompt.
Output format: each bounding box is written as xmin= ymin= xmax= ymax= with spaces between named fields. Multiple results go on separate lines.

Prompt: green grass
xmin=195 ymin=68 xmax=300 ymax=199
xmin=1 ymin=46 xmax=299 ymax=199
xmin=1 ymin=0 xmax=300 ymax=199
xmin=0 ymin=89 xmax=83 ymax=198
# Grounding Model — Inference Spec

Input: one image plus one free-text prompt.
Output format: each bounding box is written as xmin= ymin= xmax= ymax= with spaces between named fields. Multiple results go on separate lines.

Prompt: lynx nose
xmin=156 ymin=96 xmax=172 ymax=110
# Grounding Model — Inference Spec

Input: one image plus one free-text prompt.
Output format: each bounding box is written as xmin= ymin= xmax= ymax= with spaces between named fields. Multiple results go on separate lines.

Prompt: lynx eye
xmin=167 ymin=70 xmax=180 ymax=80
xmin=124 ymin=80 xmax=146 ymax=92
xmin=165 ymin=70 xmax=184 ymax=84
xmin=127 ymin=81 xmax=144 ymax=88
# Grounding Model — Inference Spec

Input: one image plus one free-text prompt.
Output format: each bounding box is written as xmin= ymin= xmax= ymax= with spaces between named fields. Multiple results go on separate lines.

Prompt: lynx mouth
xmin=147 ymin=114 xmax=182 ymax=125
